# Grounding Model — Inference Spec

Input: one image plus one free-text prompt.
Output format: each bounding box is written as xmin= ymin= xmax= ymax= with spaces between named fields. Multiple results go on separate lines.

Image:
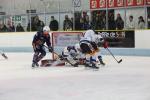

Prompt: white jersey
xmin=62 ymin=45 xmax=85 ymax=59
xmin=81 ymin=30 xmax=103 ymax=43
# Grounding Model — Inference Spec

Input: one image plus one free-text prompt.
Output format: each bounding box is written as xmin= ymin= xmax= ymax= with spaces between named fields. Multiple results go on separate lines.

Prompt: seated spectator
xmin=115 ymin=13 xmax=124 ymax=30
xmin=138 ymin=16 xmax=145 ymax=29
xmin=126 ymin=15 xmax=135 ymax=29
xmin=16 ymin=23 xmax=24 ymax=32
xmin=49 ymin=16 xmax=58 ymax=31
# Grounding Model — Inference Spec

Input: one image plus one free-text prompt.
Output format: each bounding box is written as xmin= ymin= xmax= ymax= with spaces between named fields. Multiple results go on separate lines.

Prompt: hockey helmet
xmin=43 ymin=26 xmax=50 ymax=32
xmin=43 ymin=26 xmax=50 ymax=35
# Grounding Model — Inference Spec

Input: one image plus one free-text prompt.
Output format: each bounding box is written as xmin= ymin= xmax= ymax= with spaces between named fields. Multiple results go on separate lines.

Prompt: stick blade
xmin=118 ymin=59 xmax=122 ymax=63
xmin=2 ymin=53 xmax=8 ymax=59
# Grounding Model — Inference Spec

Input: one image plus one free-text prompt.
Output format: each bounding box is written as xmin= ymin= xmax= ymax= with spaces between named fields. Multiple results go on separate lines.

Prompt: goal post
xmin=51 ymin=32 xmax=83 ymax=60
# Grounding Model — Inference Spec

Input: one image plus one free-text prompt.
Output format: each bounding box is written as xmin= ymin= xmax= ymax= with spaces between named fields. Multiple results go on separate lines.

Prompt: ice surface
xmin=0 ymin=53 xmax=150 ymax=100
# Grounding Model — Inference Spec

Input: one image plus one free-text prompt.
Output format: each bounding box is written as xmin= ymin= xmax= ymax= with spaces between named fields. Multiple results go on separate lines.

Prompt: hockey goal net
xmin=51 ymin=32 xmax=83 ymax=60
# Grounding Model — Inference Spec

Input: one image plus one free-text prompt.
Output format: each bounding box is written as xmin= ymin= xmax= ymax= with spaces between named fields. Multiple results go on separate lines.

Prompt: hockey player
xmin=79 ymin=29 xmax=108 ymax=69
xmin=32 ymin=26 xmax=53 ymax=68
xmin=60 ymin=43 xmax=85 ymax=67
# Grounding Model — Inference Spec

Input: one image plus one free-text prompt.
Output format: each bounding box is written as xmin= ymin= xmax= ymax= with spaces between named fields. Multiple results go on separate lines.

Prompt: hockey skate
xmin=1 ymin=53 xmax=8 ymax=59
xmin=98 ymin=56 xmax=105 ymax=66
xmin=99 ymin=60 xmax=105 ymax=66
xmin=84 ymin=62 xmax=99 ymax=70
xmin=91 ymin=63 xmax=99 ymax=69
xmin=73 ymin=62 xmax=78 ymax=67
xmin=32 ymin=62 xmax=39 ymax=68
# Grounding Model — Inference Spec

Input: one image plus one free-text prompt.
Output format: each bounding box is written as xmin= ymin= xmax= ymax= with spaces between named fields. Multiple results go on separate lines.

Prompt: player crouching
xmin=32 ymin=26 xmax=53 ymax=68
xmin=59 ymin=43 xmax=85 ymax=67
xmin=79 ymin=29 xmax=108 ymax=69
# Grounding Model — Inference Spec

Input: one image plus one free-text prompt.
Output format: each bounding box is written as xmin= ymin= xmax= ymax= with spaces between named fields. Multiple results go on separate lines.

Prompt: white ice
xmin=0 ymin=53 xmax=150 ymax=100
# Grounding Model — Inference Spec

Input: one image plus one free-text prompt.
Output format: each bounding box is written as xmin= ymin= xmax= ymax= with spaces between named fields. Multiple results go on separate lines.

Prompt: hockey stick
xmin=0 ymin=50 xmax=8 ymax=59
xmin=105 ymin=48 xmax=122 ymax=63
xmin=44 ymin=45 xmax=77 ymax=67
xmin=97 ymin=33 xmax=122 ymax=64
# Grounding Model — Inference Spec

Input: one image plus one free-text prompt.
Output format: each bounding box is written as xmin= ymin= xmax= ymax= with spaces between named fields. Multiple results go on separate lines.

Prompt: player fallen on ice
xmin=79 ymin=29 xmax=108 ymax=69
xmin=32 ymin=26 xmax=53 ymax=68
xmin=59 ymin=43 xmax=85 ymax=67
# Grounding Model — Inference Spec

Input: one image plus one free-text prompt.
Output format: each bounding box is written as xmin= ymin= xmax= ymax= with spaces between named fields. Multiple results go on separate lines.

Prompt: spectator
xmin=126 ymin=15 xmax=135 ymax=29
xmin=95 ymin=16 xmax=102 ymax=30
xmin=7 ymin=22 xmax=15 ymax=32
xmin=138 ymin=16 xmax=145 ymax=29
xmin=27 ymin=19 xmax=31 ymax=31
xmin=115 ymin=13 xmax=124 ymax=30
xmin=16 ymin=23 xmax=24 ymax=32
xmin=83 ymin=15 xmax=91 ymax=30
xmin=0 ymin=23 xmax=8 ymax=32
xmin=49 ymin=16 xmax=58 ymax=31
xmin=108 ymin=12 xmax=116 ymax=30
xmin=147 ymin=13 xmax=150 ymax=29
xmin=70 ymin=17 xmax=74 ymax=30
xmin=63 ymin=15 xmax=72 ymax=31
xmin=147 ymin=14 xmax=150 ymax=29
xmin=33 ymin=15 xmax=42 ymax=31
xmin=79 ymin=17 xmax=84 ymax=30
xmin=82 ymin=11 xmax=87 ymax=23
xmin=75 ymin=14 xmax=81 ymax=30
xmin=27 ymin=17 xmax=35 ymax=31
xmin=27 ymin=15 xmax=45 ymax=31
xmin=95 ymin=12 xmax=105 ymax=30
xmin=37 ymin=20 xmax=45 ymax=31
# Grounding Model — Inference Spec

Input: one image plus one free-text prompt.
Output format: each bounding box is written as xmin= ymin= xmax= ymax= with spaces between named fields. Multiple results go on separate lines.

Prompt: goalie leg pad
xmin=41 ymin=59 xmax=65 ymax=67
xmin=66 ymin=57 xmax=77 ymax=65
xmin=65 ymin=55 xmax=78 ymax=67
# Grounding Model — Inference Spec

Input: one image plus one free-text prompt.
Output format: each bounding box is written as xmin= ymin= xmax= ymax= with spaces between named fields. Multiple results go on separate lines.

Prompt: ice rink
xmin=0 ymin=53 xmax=150 ymax=100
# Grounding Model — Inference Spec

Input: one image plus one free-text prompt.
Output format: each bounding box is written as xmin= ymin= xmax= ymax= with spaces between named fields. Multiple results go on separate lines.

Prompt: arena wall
xmin=0 ymin=30 xmax=150 ymax=56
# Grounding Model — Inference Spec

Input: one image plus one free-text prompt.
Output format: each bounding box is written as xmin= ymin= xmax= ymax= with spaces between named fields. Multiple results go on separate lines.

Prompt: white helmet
xmin=43 ymin=26 xmax=50 ymax=32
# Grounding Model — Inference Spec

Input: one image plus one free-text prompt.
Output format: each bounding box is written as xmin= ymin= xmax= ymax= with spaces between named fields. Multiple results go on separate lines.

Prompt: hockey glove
xmin=103 ymin=41 xmax=108 ymax=48
xmin=97 ymin=42 xmax=102 ymax=47
xmin=48 ymin=46 xmax=53 ymax=52
xmin=58 ymin=55 xmax=64 ymax=60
